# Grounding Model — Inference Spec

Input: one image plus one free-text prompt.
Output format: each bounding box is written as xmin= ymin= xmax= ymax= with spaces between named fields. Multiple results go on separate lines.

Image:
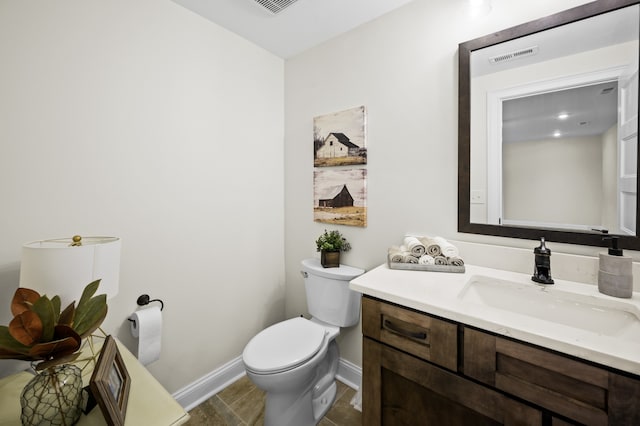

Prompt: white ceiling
xmin=170 ymin=0 xmax=416 ymax=58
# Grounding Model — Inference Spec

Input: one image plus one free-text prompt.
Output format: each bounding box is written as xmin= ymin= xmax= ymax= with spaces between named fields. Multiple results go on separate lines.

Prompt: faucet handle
xmin=534 ymin=237 xmax=551 ymax=255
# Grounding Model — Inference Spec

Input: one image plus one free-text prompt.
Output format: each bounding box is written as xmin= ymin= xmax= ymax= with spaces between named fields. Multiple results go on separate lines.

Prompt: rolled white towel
xmin=448 ymin=256 xmax=465 ymax=267
xmin=388 ymin=245 xmax=406 ymax=263
xmin=403 ymin=236 xmax=426 ymax=257
xmin=403 ymin=254 xmax=419 ymax=264
xmin=433 ymin=236 xmax=459 ymax=258
xmin=434 ymin=256 xmax=448 ymax=265
xmin=418 ymin=236 xmax=441 ymax=257
xmin=418 ymin=254 xmax=435 ymax=265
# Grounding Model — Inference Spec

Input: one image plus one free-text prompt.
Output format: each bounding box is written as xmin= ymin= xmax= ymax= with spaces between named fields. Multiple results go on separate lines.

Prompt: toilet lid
xmin=243 ymin=317 xmax=326 ymax=374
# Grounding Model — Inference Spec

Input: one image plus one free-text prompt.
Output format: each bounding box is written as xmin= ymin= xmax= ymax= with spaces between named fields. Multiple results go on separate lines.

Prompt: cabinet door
xmin=609 ymin=373 xmax=640 ymax=426
xmin=463 ymin=327 xmax=640 ymax=425
xmin=464 ymin=327 xmax=608 ymax=425
xmin=363 ymin=337 xmax=542 ymax=426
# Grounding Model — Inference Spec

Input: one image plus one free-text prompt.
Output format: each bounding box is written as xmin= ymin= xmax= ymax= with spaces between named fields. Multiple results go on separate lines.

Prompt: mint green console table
xmin=0 ymin=339 xmax=189 ymax=425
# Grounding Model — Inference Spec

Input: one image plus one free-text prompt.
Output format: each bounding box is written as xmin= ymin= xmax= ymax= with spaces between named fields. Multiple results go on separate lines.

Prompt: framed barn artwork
xmin=314 ymin=168 xmax=367 ymax=227
xmin=314 ymin=106 xmax=367 ymax=167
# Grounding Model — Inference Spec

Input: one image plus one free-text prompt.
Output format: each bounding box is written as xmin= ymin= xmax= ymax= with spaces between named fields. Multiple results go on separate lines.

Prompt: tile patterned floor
xmin=185 ymin=375 xmax=362 ymax=426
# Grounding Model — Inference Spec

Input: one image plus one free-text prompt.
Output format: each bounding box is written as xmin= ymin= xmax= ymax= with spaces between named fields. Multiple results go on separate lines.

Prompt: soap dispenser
xmin=532 ymin=237 xmax=554 ymax=284
xmin=598 ymin=236 xmax=633 ymax=298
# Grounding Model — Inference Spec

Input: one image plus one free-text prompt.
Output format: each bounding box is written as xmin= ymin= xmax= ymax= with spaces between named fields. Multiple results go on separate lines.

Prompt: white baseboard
xmin=172 ymin=356 xmax=246 ymax=412
xmin=336 ymin=357 xmax=361 ymax=390
xmin=173 ymin=357 xmax=362 ymax=412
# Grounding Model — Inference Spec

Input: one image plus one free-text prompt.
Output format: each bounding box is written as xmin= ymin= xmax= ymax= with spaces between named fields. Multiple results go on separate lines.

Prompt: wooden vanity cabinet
xmin=362 ymin=296 xmax=640 ymax=425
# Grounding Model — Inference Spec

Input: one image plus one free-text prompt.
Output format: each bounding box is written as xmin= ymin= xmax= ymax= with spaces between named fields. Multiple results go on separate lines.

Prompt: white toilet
xmin=242 ymin=258 xmax=364 ymax=426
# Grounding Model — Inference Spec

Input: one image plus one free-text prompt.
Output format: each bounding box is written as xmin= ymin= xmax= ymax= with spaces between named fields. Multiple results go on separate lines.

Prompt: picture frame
xmin=90 ymin=335 xmax=131 ymax=426
xmin=313 ymin=105 xmax=367 ymax=168
xmin=314 ymin=168 xmax=367 ymax=227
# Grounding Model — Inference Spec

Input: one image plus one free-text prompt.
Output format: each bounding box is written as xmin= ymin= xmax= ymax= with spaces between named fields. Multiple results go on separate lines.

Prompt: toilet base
xmin=312 ymin=380 xmax=337 ymax=422
xmin=264 ymin=378 xmax=338 ymax=426
xmin=259 ymin=340 xmax=339 ymax=426
xmin=265 ymin=385 xmax=316 ymax=426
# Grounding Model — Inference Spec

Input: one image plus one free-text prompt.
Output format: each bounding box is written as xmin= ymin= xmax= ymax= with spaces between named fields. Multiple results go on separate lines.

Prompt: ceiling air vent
xmin=489 ymin=46 xmax=539 ymax=64
xmin=252 ymin=0 xmax=300 ymax=14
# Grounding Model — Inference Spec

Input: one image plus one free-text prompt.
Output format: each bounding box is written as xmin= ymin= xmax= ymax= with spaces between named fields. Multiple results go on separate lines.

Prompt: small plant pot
xmin=321 ymin=250 xmax=340 ymax=268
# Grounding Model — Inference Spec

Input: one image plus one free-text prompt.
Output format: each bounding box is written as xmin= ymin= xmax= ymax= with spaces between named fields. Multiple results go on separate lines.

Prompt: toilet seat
xmin=243 ymin=317 xmax=327 ymax=374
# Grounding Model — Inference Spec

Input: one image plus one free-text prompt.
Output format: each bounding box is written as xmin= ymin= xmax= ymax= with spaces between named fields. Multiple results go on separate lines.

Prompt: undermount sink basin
xmin=458 ymin=275 xmax=640 ymax=341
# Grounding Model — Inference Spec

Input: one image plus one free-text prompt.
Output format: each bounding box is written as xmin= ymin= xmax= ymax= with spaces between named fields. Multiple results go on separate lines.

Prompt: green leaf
xmin=51 ymin=295 xmax=61 ymax=324
xmin=0 ymin=326 xmax=31 ymax=357
xmin=73 ymin=295 xmax=107 ymax=338
xmin=31 ymin=296 xmax=55 ymax=342
xmin=0 ymin=348 xmax=33 ymax=360
xmin=58 ymin=302 xmax=75 ymax=327
xmin=77 ymin=279 xmax=101 ymax=312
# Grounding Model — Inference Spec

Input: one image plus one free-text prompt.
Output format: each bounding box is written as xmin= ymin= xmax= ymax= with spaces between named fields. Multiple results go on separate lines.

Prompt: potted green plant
xmin=315 ymin=229 xmax=351 ymax=268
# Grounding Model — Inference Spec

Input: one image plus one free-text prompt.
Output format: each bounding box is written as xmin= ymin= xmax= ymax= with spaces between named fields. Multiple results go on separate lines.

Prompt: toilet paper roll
xmin=130 ymin=306 xmax=162 ymax=366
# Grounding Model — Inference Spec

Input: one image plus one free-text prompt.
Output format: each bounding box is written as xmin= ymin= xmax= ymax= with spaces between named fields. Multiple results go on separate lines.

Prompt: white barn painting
xmin=314 ymin=106 xmax=367 ymax=167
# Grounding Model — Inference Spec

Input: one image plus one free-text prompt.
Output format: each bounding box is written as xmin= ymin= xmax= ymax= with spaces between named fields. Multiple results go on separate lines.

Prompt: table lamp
xmin=19 ymin=236 xmax=121 ymax=303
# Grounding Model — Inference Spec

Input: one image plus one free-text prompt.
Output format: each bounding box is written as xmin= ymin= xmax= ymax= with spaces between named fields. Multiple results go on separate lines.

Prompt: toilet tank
xmin=301 ymin=258 xmax=365 ymax=327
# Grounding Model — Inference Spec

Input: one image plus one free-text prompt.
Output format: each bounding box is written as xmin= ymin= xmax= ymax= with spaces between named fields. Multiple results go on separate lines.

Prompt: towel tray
xmin=387 ymin=260 xmax=465 ymax=273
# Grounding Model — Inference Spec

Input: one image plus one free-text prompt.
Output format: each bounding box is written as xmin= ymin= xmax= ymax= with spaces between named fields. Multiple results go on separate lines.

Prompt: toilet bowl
xmin=242 ymin=259 xmax=364 ymax=426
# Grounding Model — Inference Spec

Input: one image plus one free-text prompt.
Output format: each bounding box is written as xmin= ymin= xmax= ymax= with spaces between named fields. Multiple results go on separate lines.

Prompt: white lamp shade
xmin=19 ymin=236 xmax=121 ymax=304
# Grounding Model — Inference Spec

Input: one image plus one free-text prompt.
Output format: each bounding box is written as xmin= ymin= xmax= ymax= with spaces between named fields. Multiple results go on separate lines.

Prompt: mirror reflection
xmin=467 ymin=3 xmax=638 ymax=238
xmin=501 ymin=82 xmax=621 ymax=233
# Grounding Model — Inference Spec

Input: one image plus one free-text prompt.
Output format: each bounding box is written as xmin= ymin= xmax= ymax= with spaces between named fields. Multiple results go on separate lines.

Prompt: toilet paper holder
xmin=127 ymin=294 xmax=164 ymax=325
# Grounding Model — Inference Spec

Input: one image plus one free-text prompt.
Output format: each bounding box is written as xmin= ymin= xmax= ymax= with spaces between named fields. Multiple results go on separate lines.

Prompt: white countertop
xmin=350 ymin=263 xmax=640 ymax=376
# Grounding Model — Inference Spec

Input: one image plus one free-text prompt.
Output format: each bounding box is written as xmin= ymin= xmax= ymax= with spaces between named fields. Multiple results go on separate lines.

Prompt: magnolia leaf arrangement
xmin=0 ymin=280 xmax=107 ymax=370
xmin=315 ymin=229 xmax=351 ymax=252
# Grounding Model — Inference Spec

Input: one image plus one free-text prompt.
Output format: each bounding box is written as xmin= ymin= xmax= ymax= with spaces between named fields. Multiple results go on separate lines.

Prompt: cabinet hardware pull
xmin=383 ymin=319 xmax=427 ymax=340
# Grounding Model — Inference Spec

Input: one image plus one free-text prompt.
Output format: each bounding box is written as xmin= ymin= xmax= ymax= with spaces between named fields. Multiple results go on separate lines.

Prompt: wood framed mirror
xmin=458 ymin=0 xmax=640 ymax=249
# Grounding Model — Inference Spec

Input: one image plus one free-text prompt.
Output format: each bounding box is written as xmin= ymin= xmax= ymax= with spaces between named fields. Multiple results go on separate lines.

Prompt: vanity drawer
xmin=362 ymin=296 xmax=458 ymax=371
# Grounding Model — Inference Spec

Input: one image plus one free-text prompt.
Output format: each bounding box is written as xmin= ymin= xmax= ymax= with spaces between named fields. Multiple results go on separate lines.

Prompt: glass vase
xmin=20 ymin=364 xmax=83 ymax=426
